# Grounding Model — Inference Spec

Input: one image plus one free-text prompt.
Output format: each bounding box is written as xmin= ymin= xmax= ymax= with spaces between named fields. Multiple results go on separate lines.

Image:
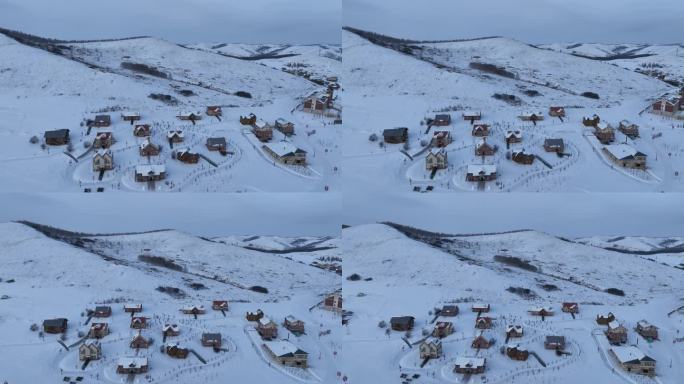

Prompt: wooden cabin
xmin=162 ymin=323 xmax=180 ymax=337
xmin=471 ymin=124 xmax=489 ymax=137
xmin=121 ymin=112 xmax=141 ymax=123
xmin=43 ymin=318 xmax=68 ymax=334
xmin=303 ymin=97 xmax=327 ymax=114
xmin=93 ymin=306 xmax=112 ymax=318
xmin=440 ymin=305 xmax=459 ymax=317
xmin=462 ymin=111 xmax=482 ymax=122
xmin=253 ymin=120 xmax=274 ymax=142
xmin=518 ymin=111 xmax=544 ymax=122
xmin=275 ymin=118 xmax=295 ymax=135
xmin=284 ymin=316 xmax=305 ymax=334
xmin=505 ymin=324 xmax=523 ymax=338
xmin=180 ymin=305 xmax=206 ymax=315
xmin=454 ymin=357 xmax=486 ymax=374
xmin=505 ymin=130 xmax=522 ymax=144
xmin=511 ymin=151 xmax=535 ymax=165
xmin=471 ymin=334 xmax=491 ymax=349
xmin=610 ymin=346 xmax=656 ymax=376
xmin=431 ymin=131 xmax=452 ymax=147
xmin=92 ymin=149 xmax=114 ymax=172
xmin=583 ymin=114 xmax=600 ymax=127
xmin=176 ymin=148 xmax=200 ymax=164
xmin=594 ymin=122 xmax=615 ymax=144
xmin=240 ymin=113 xmax=257 ymax=126
xmin=246 ymin=309 xmax=264 ymax=322
xmin=603 ymin=144 xmax=647 ymax=169
xmin=91 ymin=114 xmax=111 ymax=128
xmin=651 ymin=96 xmax=682 ymax=116
xmin=466 ymin=165 xmax=497 ymax=182
xmin=561 ymin=302 xmax=579 ymax=314
xmin=177 ymin=111 xmax=202 ymax=121
xmin=93 ymin=132 xmax=114 ymax=149
xmin=472 ymin=303 xmax=490 ymax=313
xmin=433 ymin=114 xmax=452 ymax=126
xmin=44 ymin=129 xmax=70 ymax=146
xmin=475 ymin=138 xmax=496 ymax=156
xmin=635 ymin=320 xmax=658 ymax=341
xmin=433 ymin=321 xmax=454 ymax=338
xmin=116 ymin=357 xmax=148 ymax=374
xmin=506 ymin=345 xmax=529 ymax=361
xmin=88 ymin=322 xmax=109 ymax=339
xmin=139 ymin=139 xmax=160 ymax=156
xmin=264 ymin=341 xmax=308 ymax=368
xmin=549 ymin=106 xmax=566 ymax=118
xmin=528 ymin=307 xmax=555 ymax=317
xmin=324 ymin=293 xmax=343 ymax=312
xmin=166 ymin=342 xmax=190 ymax=359
xmin=212 ymin=300 xmax=229 ymax=311
xmin=130 ymin=316 xmax=147 ymax=329
xmin=475 ymin=317 xmax=493 ymax=329
xmin=263 ymin=142 xmax=307 ymax=165
xmin=201 ymin=332 xmax=222 ymax=348
xmin=133 ymin=124 xmax=151 ymax=137
xmin=544 ymin=138 xmax=564 ymax=153
xmin=206 ymin=137 xmax=227 ymax=152
xmin=426 ymin=150 xmax=448 ymax=170
xmin=390 ymin=316 xmax=415 ymax=331
xmin=618 ymin=120 xmax=640 ymax=138
xmin=129 ymin=332 xmax=150 ymax=349
xmin=124 ymin=304 xmax=143 ymax=313
xmin=206 ymin=106 xmax=222 ymax=117
xmin=544 ymin=335 xmax=566 ymax=350
xmin=382 ymin=127 xmax=408 ymax=144
xmin=606 ymin=321 xmax=628 ymax=344
xmin=167 ymin=130 xmax=185 ymax=143
xmin=596 ymin=312 xmax=615 ymax=325
xmin=420 ymin=337 xmax=443 ymax=359
xmin=135 ymin=165 xmax=166 ymax=182
xmin=79 ymin=341 xmax=101 ymax=361
xmin=257 ymin=317 xmax=279 ymax=340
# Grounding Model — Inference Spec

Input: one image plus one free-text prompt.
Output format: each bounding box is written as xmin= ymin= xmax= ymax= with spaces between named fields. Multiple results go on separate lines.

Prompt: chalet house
xmin=201 ymin=332 xmax=222 ymax=348
xmin=303 ymin=97 xmax=326 ymax=114
xmin=440 ymin=305 xmax=459 ymax=317
xmin=324 ymin=293 xmax=343 ymax=312
xmin=206 ymin=137 xmax=227 ymax=152
xmin=79 ymin=341 xmax=101 ymax=361
xmin=454 ymin=357 xmax=486 ymax=374
xmin=505 ymin=130 xmax=522 ymax=144
xmin=420 ymin=337 xmax=443 ymax=359
xmin=426 ymin=150 xmax=448 ymax=170
xmin=139 ymin=139 xmax=160 ymax=157
xmin=166 ymin=342 xmax=189 ymax=359
xmin=462 ymin=111 xmax=482 ymax=122
xmin=43 ymin=318 xmax=68 ymax=334
xmin=618 ymin=120 xmax=639 ymax=138
xmin=475 ymin=138 xmax=496 ymax=156
xmin=93 ymin=132 xmax=114 ymax=148
xmin=176 ymin=148 xmax=200 ymax=164
xmin=505 ymin=324 xmax=523 ymax=338
xmin=511 ymin=151 xmax=535 ymax=165
xmin=471 ymin=124 xmax=489 ymax=137
xmin=264 ymin=341 xmax=308 ymax=368
xmin=284 ymin=315 xmax=305 ymax=334
xmin=549 ymin=106 xmax=566 ymax=118
xmin=603 ymin=144 xmax=647 ymax=169
xmin=471 ymin=334 xmax=491 ymax=349
xmin=246 ymin=309 xmax=264 ymax=321
xmin=433 ymin=114 xmax=452 ymax=126
xmin=390 ymin=316 xmax=415 ymax=332
xmin=583 ymin=114 xmax=600 ymax=127
xmin=475 ymin=317 xmax=493 ymax=329
xmin=257 ymin=317 xmax=279 ymax=340
xmin=116 ymin=357 xmax=149 ymax=374
xmin=472 ymin=303 xmax=490 ymax=313
xmin=544 ymin=335 xmax=566 ymax=350
xmin=44 ymin=129 xmax=70 ymax=146
xmin=606 ymin=321 xmax=628 ymax=344
xmin=466 ymin=164 xmax=497 ymax=182
xmin=130 ymin=316 xmax=147 ymax=329
xmin=135 ymin=165 xmax=166 ymax=182
xmin=181 ymin=305 xmax=206 ymax=315
xmin=518 ymin=111 xmax=544 ymax=122
xmin=92 ymin=114 xmax=111 ymax=128
xmin=240 ymin=113 xmax=257 ymax=126
xmin=544 ymin=138 xmax=564 ymax=153
xmin=596 ymin=312 xmax=615 ymax=325
xmin=528 ymin=307 xmax=554 ymax=317
xmin=92 ymin=149 xmax=114 ymax=172
xmin=163 ymin=323 xmax=180 ymax=337
xmin=121 ymin=112 xmax=141 ymax=123
xmin=253 ymin=120 xmax=274 ymax=142
xmin=383 ymin=127 xmax=408 ymax=144
xmin=93 ymin=306 xmax=112 ymax=318
xmin=177 ymin=111 xmax=202 ymax=121
xmin=610 ymin=346 xmax=656 ymax=376
xmin=651 ymin=96 xmax=682 ymax=116
xmin=133 ymin=124 xmax=151 ymax=137
xmin=431 ymin=131 xmax=452 ymax=147
xmin=88 ymin=322 xmax=109 ymax=339
xmin=167 ymin=130 xmax=185 ymax=143
xmin=130 ymin=332 xmax=150 ymax=349
xmin=275 ymin=118 xmax=295 ymax=135
xmin=635 ymin=320 xmax=658 ymax=341
xmin=206 ymin=106 xmax=222 ymax=117
xmin=263 ymin=142 xmax=307 ymax=165
xmin=212 ymin=300 xmax=229 ymax=311
xmin=561 ymin=302 xmax=579 ymax=314
xmin=506 ymin=344 xmax=529 ymax=361
xmin=124 ymin=304 xmax=143 ymax=313
xmin=594 ymin=122 xmax=615 ymax=144
xmin=433 ymin=321 xmax=454 ymax=338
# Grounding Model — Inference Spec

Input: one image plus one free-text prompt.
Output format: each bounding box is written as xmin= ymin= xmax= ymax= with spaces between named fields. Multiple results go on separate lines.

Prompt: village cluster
xmin=386 ymin=301 xmax=661 ymax=379
xmin=39 ymin=292 xmax=342 ymax=379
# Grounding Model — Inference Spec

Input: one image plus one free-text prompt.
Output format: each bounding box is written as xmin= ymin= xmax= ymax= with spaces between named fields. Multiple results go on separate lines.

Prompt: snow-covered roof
xmin=139 ymin=138 xmax=155 ymax=149
xmin=462 ymin=111 xmax=481 ymax=116
xmin=94 ymin=149 xmax=112 ymax=157
xmin=520 ymin=111 xmax=543 ymax=116
xmin=608 ymin=320 xmax=622 ymax=329
xmin=259 ymin=316 xmax=274 ymax=325
xmin=454 ymin=357 xmax=485 ymax=368
xmin=263 ymin=142 xmax=306 ymax=157
xmin=604 ymin=144 xmax=646 ymax=160
xmin=467 ymin=164 xmax=497 ymax=175
xmin=254 ymin=119 xmax=269 ymax=129
xmin=117 ymin=357 xmax=148 ymax=368
xmin=611 ymin=346 xmax=653 ymax=363
xmin=422 ymin=337 xmax=442 ymax=346
xmin=121 ymin=112 xmax=140 ymax=117
xmin=178 ymin=111 xmax=200 ymax=116
xmin=264 ymin=340 xmax=306 ymax=357
xmin=135 ymin=164 xmax=165 ymax=175
xmin=276 ymin=118 xmax=291 ymax=125
xmin=505 ymin=130 xmax=522 ymax=138
xmin=596 ymin=122 xmax=612 ymax=130
xmin=167 ymin=130 xmax=184 ymax=138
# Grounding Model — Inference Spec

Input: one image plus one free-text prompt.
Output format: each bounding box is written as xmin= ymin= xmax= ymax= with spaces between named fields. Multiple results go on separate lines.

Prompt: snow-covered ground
xmin=0 ymin=33 xmax=341 ymax=192
xmin=0 ymin=222 xmax=342 ymax=383
xmin=342 ymin=29 xmax=684 ymax=193
xmin=342 ymin=223 xmax=684 ymax=384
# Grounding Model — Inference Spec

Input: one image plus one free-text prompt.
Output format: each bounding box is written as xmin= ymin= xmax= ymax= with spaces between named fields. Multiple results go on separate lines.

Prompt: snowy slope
xmin=0 ymin=222 xmax=341 ymax=383
xmin=341 ymin=223 xmax=684 ymax=384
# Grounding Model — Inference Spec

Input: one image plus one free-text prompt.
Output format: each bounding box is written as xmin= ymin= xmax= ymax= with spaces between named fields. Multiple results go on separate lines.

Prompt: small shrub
xmin=368 ymin=133 xmax=378 ymax=142
xmin=581 ymin=91 xmax=600 ymax=99
xmin=249 ymin=285 xmax=269 ymax=294
xmin=30 ymin=323 xmax=39 ymax=332
xmin=378 ymin=320 xmax=387 ymax=328
xmin=235 ymin=91 xmax=252 ymax=98
xmin=604 ymin=288 xmax=625 ymax=296
xmin=29 ymin=136 xmax=39 ymax=144
xmin=347 ymin=273 xmax=362 ymax=281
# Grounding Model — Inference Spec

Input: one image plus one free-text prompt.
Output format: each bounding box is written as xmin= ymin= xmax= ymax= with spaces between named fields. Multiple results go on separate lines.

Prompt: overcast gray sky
xmin=0 ymin=0 xmax=341 ymax=44
xmin=345 ymin=0 xmax=684 ymax=44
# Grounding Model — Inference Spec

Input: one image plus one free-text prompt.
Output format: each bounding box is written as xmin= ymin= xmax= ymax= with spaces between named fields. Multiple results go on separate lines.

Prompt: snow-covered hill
xmin=342 ymin=223 xmax=684 ymax=384
xmin=0 ymin=222 xmax=341 ymax=383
